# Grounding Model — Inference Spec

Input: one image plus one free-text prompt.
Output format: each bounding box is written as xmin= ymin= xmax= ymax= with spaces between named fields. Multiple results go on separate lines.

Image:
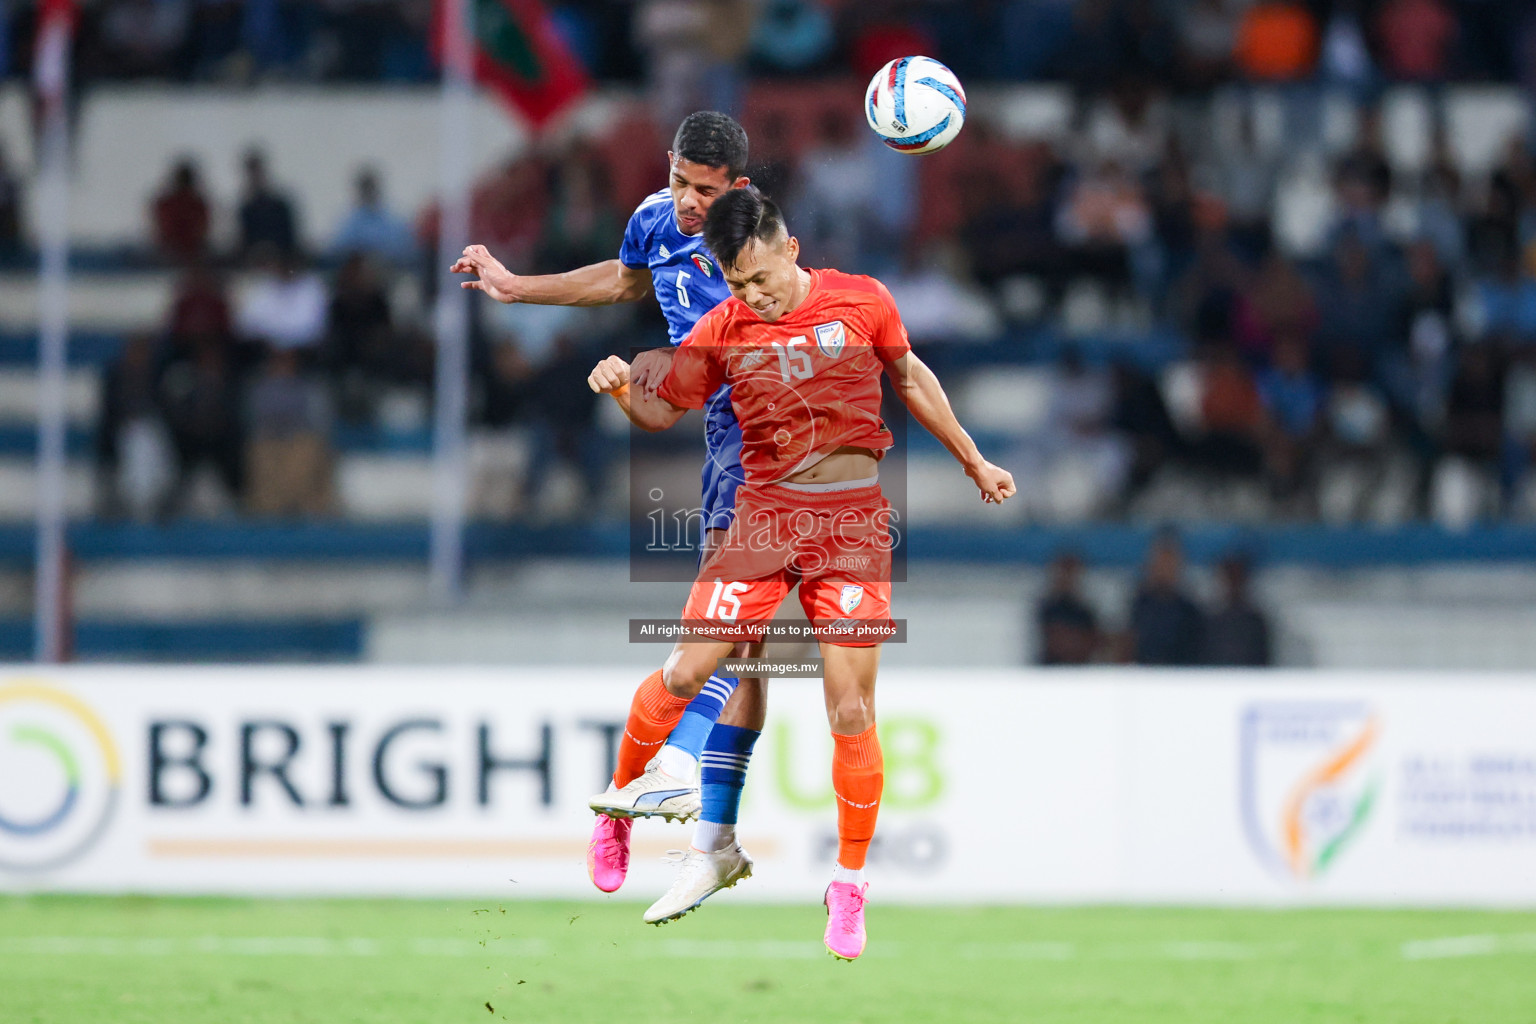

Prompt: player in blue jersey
xmin=451 ymin=112 xmax=768 ymax=895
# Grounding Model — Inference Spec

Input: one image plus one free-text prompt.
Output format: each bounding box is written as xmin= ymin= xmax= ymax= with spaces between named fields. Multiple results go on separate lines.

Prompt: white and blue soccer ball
xmin=864 ymin=55 xmax=966 ymax=155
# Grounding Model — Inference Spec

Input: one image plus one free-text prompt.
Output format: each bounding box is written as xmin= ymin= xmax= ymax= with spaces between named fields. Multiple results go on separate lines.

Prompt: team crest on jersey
xmin=814 ymin=321 xmax=847 ymax=358
xmin=839 ymin=584 xmax=864 ymax=615
xmin=691 ymin=253 xmax=715 ymax=277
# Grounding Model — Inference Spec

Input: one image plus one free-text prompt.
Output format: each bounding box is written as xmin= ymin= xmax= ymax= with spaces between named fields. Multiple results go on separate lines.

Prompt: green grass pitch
xmin=2 ymin=896 xmax=1534 ymax=1024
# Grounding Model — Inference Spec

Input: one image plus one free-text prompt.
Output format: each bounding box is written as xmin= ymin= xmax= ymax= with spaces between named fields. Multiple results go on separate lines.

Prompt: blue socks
xmin=699 ymin=723 xmax=759 ymax=826
xmin=663 ymin=674 xmax=737 ymax=760
xmin=657 ymin=676 xmax=761 ymax=855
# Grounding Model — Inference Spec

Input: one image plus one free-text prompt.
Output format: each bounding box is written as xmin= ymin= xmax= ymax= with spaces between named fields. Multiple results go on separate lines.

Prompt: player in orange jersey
xmin=586 ymin=188 xmax=1014 ymax=959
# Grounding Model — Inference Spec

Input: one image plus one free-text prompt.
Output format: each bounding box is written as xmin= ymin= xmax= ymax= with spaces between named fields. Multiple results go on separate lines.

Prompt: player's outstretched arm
xmin=452 ymin=246 xmax=652 ymax=306
xmin=886 ymin=352 xmax=1017 ymax=504
xmin=587 ymin=355 xmax=687 ymax=432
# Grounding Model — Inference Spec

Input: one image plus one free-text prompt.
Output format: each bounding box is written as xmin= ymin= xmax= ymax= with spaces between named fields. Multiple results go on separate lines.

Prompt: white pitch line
xmin=17 ymin=934 xmax=1536 ymax=963
xmin=0 ymin=936 xmax=549 ymax=958
xmin=1401 ymin=933 xmax=1536 ymax=960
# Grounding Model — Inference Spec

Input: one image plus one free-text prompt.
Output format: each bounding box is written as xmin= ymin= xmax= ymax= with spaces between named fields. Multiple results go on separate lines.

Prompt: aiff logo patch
xmin=0 ymin=682 xmax=121 ymax=872
xmin=1240 ymin=702 xmax=1380 ymax=880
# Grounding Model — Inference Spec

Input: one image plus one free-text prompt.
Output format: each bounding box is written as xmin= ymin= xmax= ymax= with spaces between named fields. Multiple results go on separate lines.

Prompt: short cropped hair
xmin=673 ymin=111 xmax=749 ymax=180
xmin=703 ymin=187 xmax=787 ymax=271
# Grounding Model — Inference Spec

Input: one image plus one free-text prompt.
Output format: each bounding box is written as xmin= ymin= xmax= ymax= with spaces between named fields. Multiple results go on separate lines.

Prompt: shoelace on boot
xmin=827 ymin=884 xmax=867 ymax=933
xmin=658 ymin=850 xmax=713 ymax=897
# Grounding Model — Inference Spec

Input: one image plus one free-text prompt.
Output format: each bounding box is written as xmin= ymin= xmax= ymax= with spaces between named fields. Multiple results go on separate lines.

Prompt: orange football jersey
xmin=656 ymin=268 xmax=911 ymax=483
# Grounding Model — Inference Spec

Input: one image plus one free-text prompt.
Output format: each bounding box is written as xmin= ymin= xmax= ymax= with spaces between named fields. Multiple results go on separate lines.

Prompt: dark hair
xmin=673 ymin=111 xmax=749 ymax=180
xmin=703 ymin=187 xmax=787 ymax=271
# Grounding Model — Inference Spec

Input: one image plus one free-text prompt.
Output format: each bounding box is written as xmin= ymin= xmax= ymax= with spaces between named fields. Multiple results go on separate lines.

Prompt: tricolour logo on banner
xmin=0 ymin=681 xmax=121 ymax=872
xmin=1240 ymin=702 xmax=1380 ymax=881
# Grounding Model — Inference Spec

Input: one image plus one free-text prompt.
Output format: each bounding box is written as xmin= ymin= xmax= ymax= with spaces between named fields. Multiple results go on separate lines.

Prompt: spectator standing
xmin=1130 ymin=528 xmax=1198 ymax=666
xmin=1035 ymin=552 xmax=1100 ymax=665
xmin=330 ymin=167 xmax=416 ymax=265
xmin=96 ymin=333 xmax=173 ymax=520
xmin=167 ymin=265 xmax=234 ymax=358
xmin=1202 ymin=553 xmax=1273 ymax=666
xmin=151 ymin=158 xmax=212 ymax=265
xmin=158 ymin=340 xmax=245 ymax=516
xmin=1128 ymin=529 xmax=1205 ymax=666
xmin=244 ymin=348 xmax=336 ymax=517
xmin=238 ymin=148 xmax=299 ymax=261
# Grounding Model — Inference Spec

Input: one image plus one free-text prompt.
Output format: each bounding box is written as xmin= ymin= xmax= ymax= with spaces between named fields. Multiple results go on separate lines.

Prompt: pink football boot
xmin=823 ymin=882 xmax=869 ymax=960
xmin=587 ymin=814 xmax=633 ymax=893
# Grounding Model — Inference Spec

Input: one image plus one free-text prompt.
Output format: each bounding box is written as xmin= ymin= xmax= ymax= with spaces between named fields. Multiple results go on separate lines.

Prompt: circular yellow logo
xmin=0 ymin=682 xmax=121 ymax=872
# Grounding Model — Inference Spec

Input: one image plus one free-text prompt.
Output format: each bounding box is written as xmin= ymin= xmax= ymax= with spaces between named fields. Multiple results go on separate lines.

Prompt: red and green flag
xmin=435 ymin=0 xmax=588 ymax=130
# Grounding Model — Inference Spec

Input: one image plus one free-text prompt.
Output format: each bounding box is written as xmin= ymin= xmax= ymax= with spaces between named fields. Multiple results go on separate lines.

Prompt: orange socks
xmin=612 ymin=670 xmax=692 ymax=787
xmin=831 ymin=725 xmax=884 ymax=870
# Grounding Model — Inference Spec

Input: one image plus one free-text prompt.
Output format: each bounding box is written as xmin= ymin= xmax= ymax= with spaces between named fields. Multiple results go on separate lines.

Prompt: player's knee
xmin=660 ymin=650 xmax=710 ymax=698
xmin=826 ymin=694 xmax=874 ymax=734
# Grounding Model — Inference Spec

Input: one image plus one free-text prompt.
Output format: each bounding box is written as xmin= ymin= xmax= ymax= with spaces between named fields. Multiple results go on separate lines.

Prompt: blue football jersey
xmin=619 ymin=188 xmax=741 ymax=469
xmin=619 ymin=188 xmax=734 ymax=345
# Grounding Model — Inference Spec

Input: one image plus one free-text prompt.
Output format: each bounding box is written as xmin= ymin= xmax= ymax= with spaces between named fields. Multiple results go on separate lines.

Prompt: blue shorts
xmin=701 ymin=418 xmax=744 ymax=532
xmin=701 ymin=384 xmax=742 ymax=532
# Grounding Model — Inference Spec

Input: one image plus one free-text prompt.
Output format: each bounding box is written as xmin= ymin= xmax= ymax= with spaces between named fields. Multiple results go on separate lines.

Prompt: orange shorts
xmin=680 ymin=482 xmax=895 ymax=647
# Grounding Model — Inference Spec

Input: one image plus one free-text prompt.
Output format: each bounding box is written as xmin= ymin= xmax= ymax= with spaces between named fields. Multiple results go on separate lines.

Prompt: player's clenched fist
xmin=966 ymin=460 xmax=1017 ymax=504
xmin=451 ymin=244 xmax=521 ymax=303
xmin=587 ymin=355 xmax=631 ymax=394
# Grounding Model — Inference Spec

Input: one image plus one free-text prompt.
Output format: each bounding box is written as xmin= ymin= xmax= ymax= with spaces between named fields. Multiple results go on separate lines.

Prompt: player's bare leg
xmin=820 ymin=642 xmax=884 ymax=961
xmin=588 ymin=638 xmax=735 ymax=822
xmin=589 ymin=522 xmax=759 ymax=891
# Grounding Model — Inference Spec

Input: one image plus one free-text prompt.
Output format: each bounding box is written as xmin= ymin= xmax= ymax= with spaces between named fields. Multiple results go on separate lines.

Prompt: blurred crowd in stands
xmin=2 ymin=1 xmax=1536 ymax=92
xmin=5 ymin=1 xmax=1536 ymax=528
xmin=1034 ymin=531 xmax=1273 ymax=666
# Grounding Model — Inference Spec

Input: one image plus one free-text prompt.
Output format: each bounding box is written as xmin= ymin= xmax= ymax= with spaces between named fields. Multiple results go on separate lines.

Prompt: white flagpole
xmin=429 ymin=0 xmax=475 ymax=604
xmin=33 ymin=5 xmax=73 ymax=662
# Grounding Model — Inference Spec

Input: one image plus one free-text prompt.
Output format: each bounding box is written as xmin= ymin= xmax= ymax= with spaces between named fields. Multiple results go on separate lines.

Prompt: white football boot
xmin=588 ymin=756 xmax=701 ymax=822
xmin=643 ymin=845 xmax=754 ymax=924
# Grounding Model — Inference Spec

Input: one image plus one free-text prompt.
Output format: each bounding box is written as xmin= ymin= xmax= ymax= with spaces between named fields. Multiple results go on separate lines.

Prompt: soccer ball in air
xmin=864 ymin=56 xmax=966 ymax=155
